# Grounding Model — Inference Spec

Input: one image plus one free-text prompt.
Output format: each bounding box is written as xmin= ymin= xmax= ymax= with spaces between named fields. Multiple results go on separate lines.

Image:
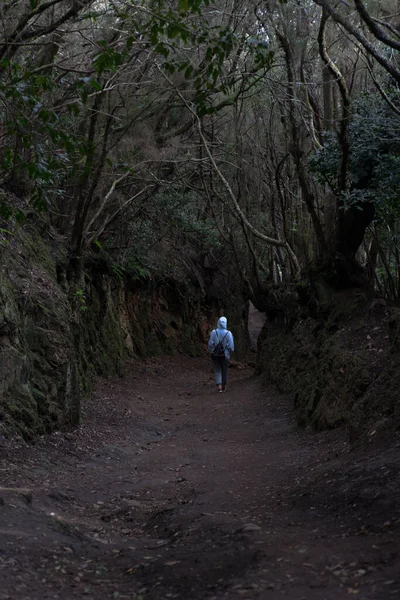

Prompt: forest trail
xmin=1 ymin=356 xmax=400 ymax=600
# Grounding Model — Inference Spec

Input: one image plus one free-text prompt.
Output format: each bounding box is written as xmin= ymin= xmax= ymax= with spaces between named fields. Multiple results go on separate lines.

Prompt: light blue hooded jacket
xmin=208 ymin=316 xmax=235 ymax=359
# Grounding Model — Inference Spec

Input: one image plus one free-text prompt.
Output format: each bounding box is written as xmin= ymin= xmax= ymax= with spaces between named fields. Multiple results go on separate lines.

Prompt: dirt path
xmin=1 ymin=357 xmax=400 ymax=600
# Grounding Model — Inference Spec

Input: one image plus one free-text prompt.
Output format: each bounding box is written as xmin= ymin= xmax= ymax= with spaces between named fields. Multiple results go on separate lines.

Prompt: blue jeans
xmin=211 ymin=357 xmax=229 ymax=387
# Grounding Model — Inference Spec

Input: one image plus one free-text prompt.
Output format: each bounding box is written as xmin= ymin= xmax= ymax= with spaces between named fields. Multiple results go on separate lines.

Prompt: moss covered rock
xmin=0 ymin=220 xmax=249 ymax=440
xmin=258 ymin=290 xmax=398 ymax=440
xmin=0 ymin=231 xmax=79 ymax=439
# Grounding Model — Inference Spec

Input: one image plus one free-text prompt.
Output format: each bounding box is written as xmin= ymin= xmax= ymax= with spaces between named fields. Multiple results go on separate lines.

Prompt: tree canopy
xmin=1 ymin=0 xmax=400 ymax=300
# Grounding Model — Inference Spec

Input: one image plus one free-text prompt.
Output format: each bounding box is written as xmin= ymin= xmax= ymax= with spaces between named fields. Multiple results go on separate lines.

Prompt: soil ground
xmin=1 ymin=352 xmax=400 ymax=599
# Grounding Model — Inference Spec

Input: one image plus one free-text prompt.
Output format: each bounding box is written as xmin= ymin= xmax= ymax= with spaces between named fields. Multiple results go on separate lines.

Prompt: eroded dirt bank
xmin=1 ymin=358 xmax=400 ymax=600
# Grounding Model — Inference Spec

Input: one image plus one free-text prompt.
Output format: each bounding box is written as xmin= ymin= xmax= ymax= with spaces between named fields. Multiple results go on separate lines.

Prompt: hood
xmin=217 ymin=316 xmax=227 ymax=330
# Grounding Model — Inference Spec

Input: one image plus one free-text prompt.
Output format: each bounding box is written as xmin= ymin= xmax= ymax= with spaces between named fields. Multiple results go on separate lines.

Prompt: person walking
xmin=208 ymin=316 xmax=235 ymax=393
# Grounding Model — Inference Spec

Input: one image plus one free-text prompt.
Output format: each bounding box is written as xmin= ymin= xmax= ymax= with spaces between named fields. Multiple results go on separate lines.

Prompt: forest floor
xmin=1 ymin=355 xmax=400 ymax=600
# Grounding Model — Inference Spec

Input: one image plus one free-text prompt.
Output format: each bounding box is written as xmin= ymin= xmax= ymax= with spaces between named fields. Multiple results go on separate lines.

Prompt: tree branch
xmin=353 ymin=0 xmax=400 ymax=51
xmin=312 ymin=0 xmax=400 ymax=85
xmin=157 ymin=65 xmax=301 ymax=278
xmin=0 ymin=0 xmax=94 ymax=64
xmin=318 ymin=9 xmax=350 ymax=194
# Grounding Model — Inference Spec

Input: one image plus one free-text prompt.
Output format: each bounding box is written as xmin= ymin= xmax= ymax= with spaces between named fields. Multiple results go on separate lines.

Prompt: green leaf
xmin=166 ymin=24 xmax=181 ymax=38
xmin=164 ymin=63 xmax=176 ymax=74
xmin=178 ymin=0 xmax=189 ymax=13
xmin=184 ymin=65 xmax=193 ymax=79
xmin=155 ymin=43 xmax=169 ymax=58
xmin=0 ymin=202 xmax=15 ymax=229
xmin=90 ymin=79 xmax=102 ymax=91
xmin=15 ymin=210 xmax=26 ymax=223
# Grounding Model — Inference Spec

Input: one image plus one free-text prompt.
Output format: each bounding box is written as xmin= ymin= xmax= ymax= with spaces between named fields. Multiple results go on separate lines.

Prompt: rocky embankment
xmin=258 ymin=289 xmax=400 ymax=442
xmin=0 ymin=223 xmax=249 ymax=440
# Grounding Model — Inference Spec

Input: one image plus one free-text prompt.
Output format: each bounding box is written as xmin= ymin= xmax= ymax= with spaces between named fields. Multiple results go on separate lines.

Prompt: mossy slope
xmin=258 ymin=290 xmax=399 ymax=441
xmin=0 ymin=227 xmax=249 ymax=440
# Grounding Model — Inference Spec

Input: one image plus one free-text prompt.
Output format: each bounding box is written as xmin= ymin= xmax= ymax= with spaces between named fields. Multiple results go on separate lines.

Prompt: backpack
xmin=211 ymin=331 xmax=229 ymax=358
